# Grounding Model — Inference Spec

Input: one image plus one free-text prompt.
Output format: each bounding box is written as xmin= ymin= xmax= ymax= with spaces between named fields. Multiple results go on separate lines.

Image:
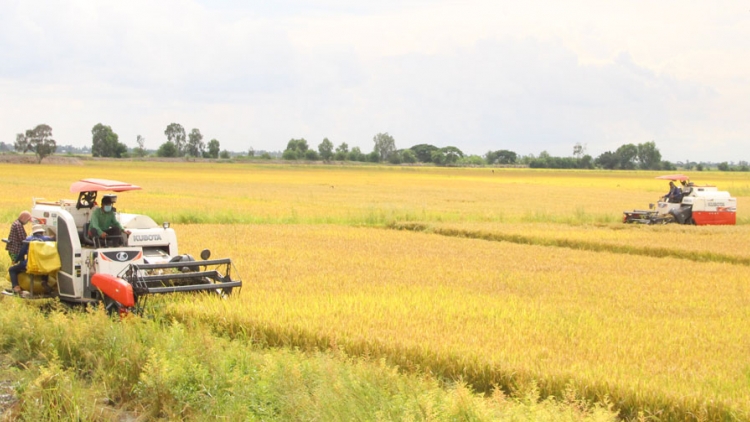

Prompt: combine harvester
xmin=623 ymin=174 xmax=737 ymax=225
xmin=11 ymin=178 xmax=242 ymax=314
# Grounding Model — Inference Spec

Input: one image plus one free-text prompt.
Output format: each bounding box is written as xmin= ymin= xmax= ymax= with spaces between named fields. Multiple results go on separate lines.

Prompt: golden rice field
xmin=2 ymin=160 xmax=748 ymax=226
xmin=391 ymin=222 xmax=750 ymax=265
xmin=1 ymin=160 xmax=750 ymax=420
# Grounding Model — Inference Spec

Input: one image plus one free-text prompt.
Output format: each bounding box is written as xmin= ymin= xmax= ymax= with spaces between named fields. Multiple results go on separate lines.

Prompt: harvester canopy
xmin=654 ymin=174 xmax=690 ymax=182
xmin=69 ymin=179 xmax=142 ymax=210
xmin=70 ymin=178 xmax=142 ymax=193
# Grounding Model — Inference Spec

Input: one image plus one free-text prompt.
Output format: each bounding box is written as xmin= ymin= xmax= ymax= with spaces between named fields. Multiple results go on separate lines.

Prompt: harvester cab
xmin=623 ymin=174 xmax=737 ymax=225
xmin=26 ymin=178 xmax=242 ymax=314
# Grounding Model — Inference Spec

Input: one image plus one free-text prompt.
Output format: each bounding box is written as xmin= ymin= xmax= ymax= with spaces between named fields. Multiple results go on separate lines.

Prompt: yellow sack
xmin=26 ymin=241 xmax=61 ymax=275
xmin=18 ymin=272 xmax=58 ymax=295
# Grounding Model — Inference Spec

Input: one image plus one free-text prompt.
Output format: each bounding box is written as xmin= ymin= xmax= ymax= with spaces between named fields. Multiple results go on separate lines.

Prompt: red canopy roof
xmin=655 ymin=174 xmax=690 ymax=181
xmin=70 ymin=178 xmax=142 ymax=193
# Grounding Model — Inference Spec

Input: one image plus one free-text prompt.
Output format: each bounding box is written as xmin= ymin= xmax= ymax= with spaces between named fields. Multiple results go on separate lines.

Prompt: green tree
xmin=207 ymin=139 xmax=220 ymax=159
xmin=282 ymin=149 xmax=298 ymax=160
xmin=284 ymin=138 xmax=309 ymax=159
xmin=578 ymin=155 xmax=594 ymax=169
xmin=157 ymin=141 xmax=178 ymax=157
xmin=304 ymin=149 xmax=320 ymax=160
xmin=91 ymin=123 xmax=127 ymax=158
xmin=318 ymin=138 xmax=334 ymax=162
xmin=348 ymin=147 xmax=365 ymax=162
xmin=661 ymin=161 xmax=677 ymax=171
xmin=14 ymin=133 xmax=27 ymax=152
xmin=595 ymin=151 xmax=619 ymax=169
xmin=498 ymin=150 xmax=518 ymax=164
xmin=286 ymin=138 xmax=308 ymax=152
xmin=441 ymin=146 xmax=464 ymax=165
xmin=573 ymin=142 xmax=586 ymax=159
xmin=16 ymin=124 xmax=57 ymax=163
xmin=431 ymin=150 xmax=446 ymax=166
xmin=410 ymin=144 xmax=439 ymax=163
xmin=388 ymin=150 xmax=403 ymax=164
xmin=134 ymin=135 xmax=147 ymax=157
xmin=220 ymin=150 xmax=230 ymax=159
xmin=164 ymin=123 xmax=186 ymax=155
xmin=373 ymin=132 xmax=396 ymax=162
xmin=615 ymin=144 xmax=638 ymax=169
xmin=636 ymin=141 xmax=662 ymax=170
xmin=401 ymin=149 xmax=417 ymax=163
xmin=486 ymin=150 xmax=517 ymax=165
xmin=335 ymin=142 xmax=349 ymax=161
xmin=460 ymin=155 xmax=486 ymax=166
xmin=186 ymin=128 xmax=205 ymax=157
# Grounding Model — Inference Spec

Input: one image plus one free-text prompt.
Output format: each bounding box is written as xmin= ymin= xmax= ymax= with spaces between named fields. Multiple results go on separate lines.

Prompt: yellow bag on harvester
xmin=26 ymin=241 xmax=61 ymax=275
xmin=18 ymin=272 xmax=58 ymax=294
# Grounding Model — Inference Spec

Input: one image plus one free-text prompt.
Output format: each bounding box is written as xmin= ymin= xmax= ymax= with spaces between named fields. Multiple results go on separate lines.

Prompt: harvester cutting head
xmin=92 ymin=251 xmax=242 ymax=314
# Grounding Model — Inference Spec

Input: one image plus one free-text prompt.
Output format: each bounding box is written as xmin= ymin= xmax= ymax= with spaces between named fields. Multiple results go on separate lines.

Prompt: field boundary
xmin=388 ymin=222 xmax=750 ymax=266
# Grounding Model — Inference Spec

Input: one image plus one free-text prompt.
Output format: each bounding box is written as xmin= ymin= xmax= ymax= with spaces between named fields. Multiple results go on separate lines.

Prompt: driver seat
xmin=81 ymin=223 xmax=95 ymax=246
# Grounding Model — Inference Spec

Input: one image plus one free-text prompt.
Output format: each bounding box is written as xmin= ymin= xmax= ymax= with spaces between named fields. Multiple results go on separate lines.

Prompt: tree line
xmin=281 ymin=135 xmax=679 ymax=170
xmin=91 ymin=123 xmax=228 ymax=159
xmin=6 ymin=123 xmax=747 ymax=171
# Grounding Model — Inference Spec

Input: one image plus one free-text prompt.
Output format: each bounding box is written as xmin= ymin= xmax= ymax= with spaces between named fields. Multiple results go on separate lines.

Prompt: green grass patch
xmin=0 ymin=298 xmax=617 ymax=421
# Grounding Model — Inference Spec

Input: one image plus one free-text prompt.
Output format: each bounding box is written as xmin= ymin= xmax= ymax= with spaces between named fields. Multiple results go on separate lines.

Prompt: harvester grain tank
xmin=623 ymin=174 xmax=737 ymax=225
xmin=9 ymin=178 xmax=242 ymax=313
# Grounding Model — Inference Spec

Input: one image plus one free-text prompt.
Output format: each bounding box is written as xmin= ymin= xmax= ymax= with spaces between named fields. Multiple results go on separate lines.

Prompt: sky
xmin=1 ymin=0 xmax=749 ymax=162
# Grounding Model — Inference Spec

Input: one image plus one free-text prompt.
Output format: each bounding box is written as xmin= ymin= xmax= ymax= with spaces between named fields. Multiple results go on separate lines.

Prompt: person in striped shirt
xmin=5 ymin=210 xmax=31 ymax=262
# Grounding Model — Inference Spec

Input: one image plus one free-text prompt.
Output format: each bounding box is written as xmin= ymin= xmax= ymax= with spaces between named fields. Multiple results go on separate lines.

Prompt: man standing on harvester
xmin=88 ymin=195 xmax=131 ymax=246
xmin=5 ymin=210 xmax=31 ymax=262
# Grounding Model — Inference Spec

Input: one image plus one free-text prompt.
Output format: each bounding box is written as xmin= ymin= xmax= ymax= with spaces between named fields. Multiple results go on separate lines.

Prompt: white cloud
xmin=0 ymin=0 xmax=748 ymax=161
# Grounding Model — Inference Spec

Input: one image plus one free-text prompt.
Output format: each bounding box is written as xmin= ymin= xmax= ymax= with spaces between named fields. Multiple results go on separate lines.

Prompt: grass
xmin=0 ymin=299 xmax=617 ymax=421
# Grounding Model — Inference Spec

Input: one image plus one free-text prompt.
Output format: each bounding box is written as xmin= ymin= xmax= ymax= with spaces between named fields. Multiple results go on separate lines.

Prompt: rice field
xmin=1 ymin=160 xmax=749 ymax=420
xmin=3 ymin=161 xmax=747 ymax=226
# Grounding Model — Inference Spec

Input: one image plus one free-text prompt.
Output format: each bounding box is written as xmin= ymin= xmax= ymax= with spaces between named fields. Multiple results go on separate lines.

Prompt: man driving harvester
xmin=88 ymin=195 xmax=131 ymax=246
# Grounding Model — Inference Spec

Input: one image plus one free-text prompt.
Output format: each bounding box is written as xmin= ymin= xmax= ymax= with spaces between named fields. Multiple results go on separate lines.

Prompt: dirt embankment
xmin=0 ymin=155 xmax=83 ymax=165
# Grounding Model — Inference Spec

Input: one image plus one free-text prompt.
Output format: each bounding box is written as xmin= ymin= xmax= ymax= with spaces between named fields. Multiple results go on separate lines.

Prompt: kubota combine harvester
xmin=10 ymin=178 xmax=242 ymax=313
xmin=623 ymin=174 xmax=737 ymax=225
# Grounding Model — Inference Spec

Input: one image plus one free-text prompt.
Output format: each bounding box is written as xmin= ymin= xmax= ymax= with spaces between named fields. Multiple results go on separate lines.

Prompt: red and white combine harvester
xmin=623 ymin=174 xmax=737 ymax=225
xmin=21 ymin=178 xmax=242 ymax=314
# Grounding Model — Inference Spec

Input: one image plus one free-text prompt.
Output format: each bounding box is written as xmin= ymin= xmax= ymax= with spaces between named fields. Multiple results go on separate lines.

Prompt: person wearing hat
xmin=5 ymin=210 xmax=31 ymax=262
xmin=6 ymin=224 xmax=54 ymax=295
xmin=88 ymin=195 xmax=131 ymax=245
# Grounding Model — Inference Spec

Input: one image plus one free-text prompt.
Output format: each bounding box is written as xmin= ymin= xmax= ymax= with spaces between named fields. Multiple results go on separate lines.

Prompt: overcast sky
xmin=1 ymin=1 xmax=748 ymax=162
